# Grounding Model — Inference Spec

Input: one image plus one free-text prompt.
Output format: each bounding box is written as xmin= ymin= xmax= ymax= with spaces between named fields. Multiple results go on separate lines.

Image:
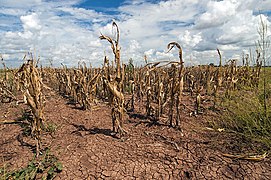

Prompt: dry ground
xmin=0 ymin=91 xmax=270 ymax=179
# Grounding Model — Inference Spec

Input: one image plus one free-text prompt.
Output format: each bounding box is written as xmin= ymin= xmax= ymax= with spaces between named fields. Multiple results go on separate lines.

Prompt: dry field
xmin=0 ymin=23 xmax=270 ymax=179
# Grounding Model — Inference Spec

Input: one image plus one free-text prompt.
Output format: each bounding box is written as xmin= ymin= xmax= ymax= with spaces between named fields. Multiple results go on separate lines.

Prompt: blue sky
xmin=78 ymin=0 xmax=126 ymax=9
xmin=77 ymin=0 xmax=126 ymax=16
xmin=0 ymin=0 xmax=271 ymax=67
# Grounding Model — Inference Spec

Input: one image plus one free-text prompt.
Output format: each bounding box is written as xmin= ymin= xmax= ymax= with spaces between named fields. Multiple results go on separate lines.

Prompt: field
xmin=1 ymin=84 xmax=270 ymax=179
xmin=0 ymin=26 xmax=271 ymax=179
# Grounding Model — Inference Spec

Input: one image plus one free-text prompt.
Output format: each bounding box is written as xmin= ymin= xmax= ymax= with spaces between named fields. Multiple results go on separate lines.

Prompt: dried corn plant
xmin=205 ymin=64 xmax=214 ymax=95
xmin=55 ymin=63 xmax=100 ymax=110
xmin=166 ymin=42 xmax=184 ymax=129
xmin=100 ymin=21 xmax=127 ymax=136
xmin=213 ymin=48 xmax=223 ymax=108
xmin=0 ymin=54 xmax=8 ymax=82
xmin=41 ymin=66 xmax=59 ymax=91
xmin=253 ymin=49 xmax=262 ymax=88
xmin=57 ymin=64 xmax=72 ymax=96
xmin=123 ymin=59 xmax=135 ymax=111
xmin=142 ymin=61 xmax=167 ymax=121
xmin=16 ymin=55 xmax=45 ymax=157
xmin=134 ymin=65 xmax=145 ymax=112
xmin=145 ymin=62 xmax=153 ymax=117
xmin=224 ymin=59 xmax=238 ymax=98
xmin=0 ymin=55 xmax=17 ymax=103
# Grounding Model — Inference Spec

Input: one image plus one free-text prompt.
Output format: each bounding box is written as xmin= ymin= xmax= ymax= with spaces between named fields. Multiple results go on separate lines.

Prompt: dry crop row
xmin=0 ymin=22 xmax=264 ymax=151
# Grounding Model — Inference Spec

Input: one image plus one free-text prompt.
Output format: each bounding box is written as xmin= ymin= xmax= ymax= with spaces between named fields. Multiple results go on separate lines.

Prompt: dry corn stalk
xmin=100 ymin=21 xmax=127 ymax=136
xmin=16 ymin=56 xmax=45 ymax=157
xmin=145 ymin=62 xmax=152 ymax=117
xmin=205 ymin=64 xmax=213 ymax=95
xmin=213 ymin=48 xmax=223 ymax=108
xmin=254 ymin=49 xmax=262 ymax=87
xmin=166 ymin=42 xmax=184 ymax=129
xmin=56 ymin=63 xmax=100 ymax=110
xmin=1 ymin=54 xmax=8 ymax=82
xmin=0 ymin=57 xmax=16 ymax=103
xmin=194 ymin=85 xmax=203 ymax=115
xmin=223 ymin=152 xmax=268 ymax=161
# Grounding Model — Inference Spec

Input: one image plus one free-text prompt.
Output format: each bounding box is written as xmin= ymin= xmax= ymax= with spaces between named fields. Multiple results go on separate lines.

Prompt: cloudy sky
xmin=0 ymin=0 xmax=271 ymax=67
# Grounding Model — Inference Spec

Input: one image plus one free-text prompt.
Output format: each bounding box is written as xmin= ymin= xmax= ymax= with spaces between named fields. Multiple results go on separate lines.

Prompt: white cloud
xmin=0 ymin=8 xmax=25 ymax=16
xmin=0 ymin=0 xmax=270 ymax=67
xmin=0 ymin=0 xmax=42 ymax=8
xmin=2 ymin=54 xmax=10 ymax=59
xmin=58 ymin=7 xmax=107 ymax=21
xmin=215 ymin=12 xmax=266 ymax=47
xmin=195 ymin=0 xmax=239 ymax=29
xmin=144 ymin=49 xmax=155 ymax=57
xmin=121 ymin=40 xmax=143 ymax=63
xmin=178 ymin=30 xmax=202 ymax=48
xmin=0 ymin=0 xmax=108 ymax=67
xmin=20 ymin=13 xmax=42 ymax=31
xmin=218 ymin=44 xmax=239 ymax=51
xmin=156 ymin=51 xmax=174 ymax=60
xmin=190 ymin=50 xmax=222 ymax=65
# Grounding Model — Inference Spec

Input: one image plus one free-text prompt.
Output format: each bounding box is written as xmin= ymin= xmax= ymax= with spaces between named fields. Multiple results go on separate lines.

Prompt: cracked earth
xmin=1 ymin=92 xmax=271 ymax=179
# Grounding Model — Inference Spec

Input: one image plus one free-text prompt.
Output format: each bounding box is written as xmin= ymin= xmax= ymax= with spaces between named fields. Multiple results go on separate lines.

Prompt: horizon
xmin=0 ymin=0 xmax=271 ymax=68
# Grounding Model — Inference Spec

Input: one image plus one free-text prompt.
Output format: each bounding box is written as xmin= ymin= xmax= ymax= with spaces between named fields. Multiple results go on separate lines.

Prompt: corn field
xmin=1 ymin=22 xmax=271 ymax=179
xmin=0 ymin=23 xmax=266 ymax=137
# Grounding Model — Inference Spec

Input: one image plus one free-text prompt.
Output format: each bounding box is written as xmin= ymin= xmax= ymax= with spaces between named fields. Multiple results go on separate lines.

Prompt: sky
xmin=0 ymin=0 xmax=271 ymax=67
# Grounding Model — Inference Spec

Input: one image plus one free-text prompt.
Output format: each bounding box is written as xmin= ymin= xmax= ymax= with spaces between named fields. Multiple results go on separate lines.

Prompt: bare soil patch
xmin=1 ymin=92 xmax=270 ymax=179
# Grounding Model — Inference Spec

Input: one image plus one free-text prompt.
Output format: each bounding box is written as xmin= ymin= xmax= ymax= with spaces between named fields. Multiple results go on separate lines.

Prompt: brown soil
xmin=1 ymin=91 xmax=270 ymax=179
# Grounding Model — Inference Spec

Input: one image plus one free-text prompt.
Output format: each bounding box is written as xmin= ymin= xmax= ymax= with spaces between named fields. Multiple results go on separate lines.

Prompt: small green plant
xmin=4 ymin=149 xmax=62 ymax=180
xmin=45 ymin=122 xmax=58 ymax=135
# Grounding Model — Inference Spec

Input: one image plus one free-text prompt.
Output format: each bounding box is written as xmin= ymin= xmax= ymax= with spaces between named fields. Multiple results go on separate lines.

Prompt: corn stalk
xmin=16 ymin=56 xmax=45 ymax=157
xmin=100 ymin=22 xmax=127 ymax=136
xmin=166 ymin=42 xmax=184 ymax=129
xmin=214 ymin=48 xmax=223 ymax=108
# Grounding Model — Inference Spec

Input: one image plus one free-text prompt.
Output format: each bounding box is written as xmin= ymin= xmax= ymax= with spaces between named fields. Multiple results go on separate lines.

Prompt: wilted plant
xmin=213 ymin=48 xmax=223 ymax=108
xmin=100 ymin=21 xmax=127 ymax=136
xmin=16 ymin=54 xmax=45 ymax=157
xmin=0 ymin=55 xmax=17 ymax=103
xmin=166 ymin=42 xmax=184 ymax=129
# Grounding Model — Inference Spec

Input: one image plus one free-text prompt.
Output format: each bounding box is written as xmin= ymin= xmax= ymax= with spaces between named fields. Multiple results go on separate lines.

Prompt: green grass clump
xmin=219 ymin=67 xmax=271 ymax=148
xmin=222 ymin=91 xmax=270 ymax=133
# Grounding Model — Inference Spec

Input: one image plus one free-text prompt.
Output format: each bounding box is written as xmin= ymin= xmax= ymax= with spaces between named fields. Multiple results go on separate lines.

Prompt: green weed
xmin=219 ymin=69 xmax=271 ymax=148
xmin=3 ymin=149 xmax=62 ymax=180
